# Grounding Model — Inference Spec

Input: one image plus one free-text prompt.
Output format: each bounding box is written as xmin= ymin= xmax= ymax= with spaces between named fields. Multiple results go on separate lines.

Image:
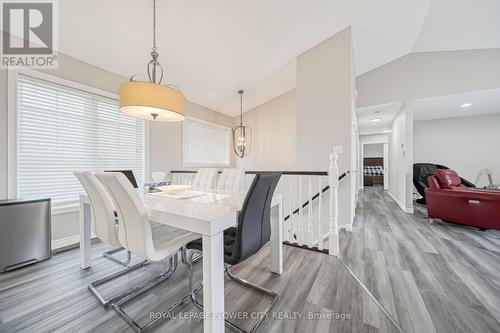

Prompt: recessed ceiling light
xmin=461 ymin=103 xmax=472 ymax=108
xmin=370 ymin=118 xmax=382 ymax=122
xmin=382 ymin=130 xmax=392 ymax=133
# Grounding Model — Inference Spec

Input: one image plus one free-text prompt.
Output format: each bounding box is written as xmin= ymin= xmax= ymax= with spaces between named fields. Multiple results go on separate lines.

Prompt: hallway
xmin=340 ymin=187 xmax=500 ymax=333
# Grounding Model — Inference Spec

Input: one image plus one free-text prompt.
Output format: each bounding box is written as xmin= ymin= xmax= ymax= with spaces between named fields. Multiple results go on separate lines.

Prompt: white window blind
xmin=16 ymin=74 xmax=144 ymax=209
xmin=182 ymin=118 xmax=230 ymax=166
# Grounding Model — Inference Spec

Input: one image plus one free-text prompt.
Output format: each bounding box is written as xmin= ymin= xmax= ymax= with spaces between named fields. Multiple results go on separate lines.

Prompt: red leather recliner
xmin=425 ymin=169 xmax=500 ymax=230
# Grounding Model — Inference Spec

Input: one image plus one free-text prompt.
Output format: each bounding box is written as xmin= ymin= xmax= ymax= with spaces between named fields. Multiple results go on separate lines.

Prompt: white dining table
xmin=78 ymin=189 xmax=283 ymax=333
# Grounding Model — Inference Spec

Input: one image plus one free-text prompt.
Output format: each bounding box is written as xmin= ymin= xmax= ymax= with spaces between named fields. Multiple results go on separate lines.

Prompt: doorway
xmin=361 ymin=142 xmax=389 ymax=190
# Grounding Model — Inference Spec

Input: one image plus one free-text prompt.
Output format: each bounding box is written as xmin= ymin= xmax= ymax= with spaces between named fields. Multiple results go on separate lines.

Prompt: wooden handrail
xmin=171 ymin=170 xmax=329 ymax=176
xmin=170 ymin=168 xmax=350 ymax=226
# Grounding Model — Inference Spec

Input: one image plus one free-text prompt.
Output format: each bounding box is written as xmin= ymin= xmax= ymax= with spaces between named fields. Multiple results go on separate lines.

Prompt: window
xmin=182 ymin=117 xmax=230 ymax=166
xmin=14 ymin=73 xmax=145 ymax=210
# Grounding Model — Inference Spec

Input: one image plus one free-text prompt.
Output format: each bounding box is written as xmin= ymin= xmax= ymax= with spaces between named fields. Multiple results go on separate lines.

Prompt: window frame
xmin=7 ymin=68 xmax=149 ymax=214
xmin=182 ymin=116 xmax=232 ymax=168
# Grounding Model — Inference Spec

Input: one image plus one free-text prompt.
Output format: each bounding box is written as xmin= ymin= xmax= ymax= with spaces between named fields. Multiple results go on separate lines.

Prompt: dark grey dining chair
xmin=184 ymin=172 xmax=282 ymax=333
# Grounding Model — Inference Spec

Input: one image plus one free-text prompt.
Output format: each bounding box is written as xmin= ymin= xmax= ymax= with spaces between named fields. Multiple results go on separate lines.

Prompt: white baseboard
xmin=51 ymin=233 xmax=97 ymax=250
xmin=51 ymin=234 xmax=80 ymax=250
xmin=387 ymin=191 xmax=414 ymax=214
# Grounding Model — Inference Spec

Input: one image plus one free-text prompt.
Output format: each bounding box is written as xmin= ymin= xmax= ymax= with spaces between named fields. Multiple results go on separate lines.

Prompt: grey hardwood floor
xmin=0 ymin=233 xmax=398 ymax=332
xmin=340 ymin=187 xmax=500 ymax=333
xmin=3 ymin=187 xmax=497 ymax=333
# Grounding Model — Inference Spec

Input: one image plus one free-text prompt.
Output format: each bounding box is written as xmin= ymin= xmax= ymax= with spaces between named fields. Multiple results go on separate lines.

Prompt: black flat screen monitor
xmin=105 ymin=170 xmax=138 ymax=188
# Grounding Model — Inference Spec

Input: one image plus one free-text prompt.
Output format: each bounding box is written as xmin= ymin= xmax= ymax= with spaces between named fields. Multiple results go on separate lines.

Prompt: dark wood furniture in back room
xmin=363 ymin=157 xmax=384 ymax=187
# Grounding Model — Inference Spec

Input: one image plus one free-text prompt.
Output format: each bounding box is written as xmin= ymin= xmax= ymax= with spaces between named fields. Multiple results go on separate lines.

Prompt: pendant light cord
xmin=239 ymin=90 xmax=244 ymax=126
xmin=147 ymin=0 xmax=163 ymax=84
xmin=152 ymin=0 xmax=157 ymax=52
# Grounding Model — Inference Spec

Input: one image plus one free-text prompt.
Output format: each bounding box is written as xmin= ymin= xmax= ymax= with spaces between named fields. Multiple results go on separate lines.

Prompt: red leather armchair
xmin=425 ymin=169 xmax=500 ymax=230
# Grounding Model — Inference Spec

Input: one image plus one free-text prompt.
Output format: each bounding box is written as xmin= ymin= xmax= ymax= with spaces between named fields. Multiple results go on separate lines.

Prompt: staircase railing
xmin=170 ymin=150 xmax=347 ymax=256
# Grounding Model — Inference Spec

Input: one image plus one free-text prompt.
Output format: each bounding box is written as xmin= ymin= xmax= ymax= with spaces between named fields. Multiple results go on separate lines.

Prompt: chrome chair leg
xmin=88 ymin=259 xmax=149 ymax=307
xmin=89 ymin=246 xmax=149 ymax=307
xmin=112 ymin=249 xmax=200 ymax=333
xmin=186 ymin=250 xmax=279 ymax=333
xmin=186 ymin=250 xmax=203 ymax=304
xmin=224 ymin=267 xmax=279 ymax=333
xmin=103 ymin=247 xmax=132 ymax=266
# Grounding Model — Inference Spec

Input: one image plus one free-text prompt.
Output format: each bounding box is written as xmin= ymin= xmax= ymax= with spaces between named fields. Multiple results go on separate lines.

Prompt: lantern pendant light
xmin=119 ymin=0 xmax=185 ymax=122
xmin=232 ymin=90 xmax=252 ymax=158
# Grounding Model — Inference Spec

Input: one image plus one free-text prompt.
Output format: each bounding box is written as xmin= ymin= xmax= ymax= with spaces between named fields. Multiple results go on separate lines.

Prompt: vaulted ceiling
xmin=54 ymin=0 xmax=500 ymax=116
xmin=414 ymin=88 xmax=500 ymax=122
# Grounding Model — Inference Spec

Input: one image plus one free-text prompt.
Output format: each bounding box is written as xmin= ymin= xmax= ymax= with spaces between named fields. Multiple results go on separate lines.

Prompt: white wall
xmin=359 ymin=134 xmax=389 ymax=144
xmin=357 ymin=48 xmax=500 ymax=107
xmin=296 ymin=27 xmax=355 ymax=228
xmin=148 ymin=101 xmax=234 ymax=180
xmin=233 ymin=90 xmax=297 ymax=170
xmin=414 ymin=113 xmax=500 ymax=188
xmin=389 ymin=108 xmax=407 ymax=209
xmin=363 ymin=143 xmax=383 ymax=157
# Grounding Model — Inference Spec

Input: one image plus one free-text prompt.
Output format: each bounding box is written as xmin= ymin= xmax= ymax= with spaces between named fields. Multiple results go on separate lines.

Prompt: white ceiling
xmin=19 ymin=0 xmax=500 ymax=116
xmin=412 ymin=0 xmax=500 ymax=52
xmin=414 ymin=88 xmax=500 ymax=122
xmin=52 ymin=0 xmax=436 ymax=116
xmin=356 ymin=102 xmax=404 ymax=135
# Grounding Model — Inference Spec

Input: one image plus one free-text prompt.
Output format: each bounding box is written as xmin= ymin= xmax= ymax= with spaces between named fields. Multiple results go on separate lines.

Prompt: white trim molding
xmin=51 ymin=233 xmax=97 ymax=250
xmin=7 ymin=69 xmax=18 ymax=199
xmin=388 ymin=191 xmax=414 ymax=214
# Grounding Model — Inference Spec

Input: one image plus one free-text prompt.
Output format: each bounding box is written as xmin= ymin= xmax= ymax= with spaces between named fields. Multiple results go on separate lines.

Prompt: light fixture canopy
xmin=370 ymin=118 xmax=382 ymax=122
xmin=460 ymin=103 xmax=472 ymax=108
xmin=232 ymin=90 xmax=252 ymax=158
xmin=119 ymin=0 xmax=185 ymax=122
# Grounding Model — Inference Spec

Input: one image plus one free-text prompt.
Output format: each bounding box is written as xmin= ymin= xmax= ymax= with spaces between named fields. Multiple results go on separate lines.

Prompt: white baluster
xmin=289 ymin=176 xmax=294 ymax=243
xmin=307 ymin=176 xmax=313 ymax=248
xmin=281 ymin=175 xmax=290 ymax=242
xmin=328 ymin=150 xmax=340 ymax=256
xmin=298 ymin=176 xmax=303 ymax=245
xmin=318 ymin=177 xmax=323 ymax=251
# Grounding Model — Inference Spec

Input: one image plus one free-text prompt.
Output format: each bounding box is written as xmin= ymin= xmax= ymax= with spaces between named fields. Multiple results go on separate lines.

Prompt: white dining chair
xmin=95 ymin=172 xmax=201 ymax=332
xmin=217 ymin=168 xmax=244 ymax=191
xmin=74 ymin=172 xmax=147 ymax=306
xmin=191 ymin=168 xmax=218 ymax=189
xmin=151 ymin=171 xmax=166 ymax=183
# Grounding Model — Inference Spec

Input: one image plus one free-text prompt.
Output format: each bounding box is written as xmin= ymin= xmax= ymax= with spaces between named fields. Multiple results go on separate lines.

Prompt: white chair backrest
xmin=217 ymin=168 xmax=244 ymax=191
xmin=95 ymin=172 xmax=155 ymax=259
xmin=74 ymin=172 xmax=121 ymax=247
xmin=152 ymin=171 xmax=166 ymax=183
xmin=192 ymin=168 xmax=218 ymax=189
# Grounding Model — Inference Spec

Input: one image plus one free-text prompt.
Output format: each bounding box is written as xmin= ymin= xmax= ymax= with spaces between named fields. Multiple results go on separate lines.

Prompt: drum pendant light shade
xmin=120 ymin=81 xmax=185 ymax=121
xmin=120 ymin=0 xmax=185 ymax=122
